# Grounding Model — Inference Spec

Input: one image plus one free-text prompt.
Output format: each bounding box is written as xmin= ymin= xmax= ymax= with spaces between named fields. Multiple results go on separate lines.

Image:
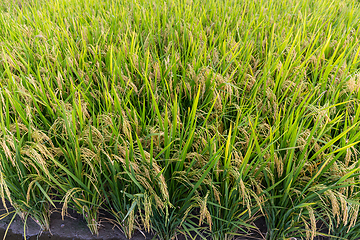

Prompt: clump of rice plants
xmin=0 ymin=0 xmax=360 ymax=239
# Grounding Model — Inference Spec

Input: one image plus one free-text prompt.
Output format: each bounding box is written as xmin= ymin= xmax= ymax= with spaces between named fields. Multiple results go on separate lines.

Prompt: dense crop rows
xmin=1 ymin=0 xmax=360 ymax=239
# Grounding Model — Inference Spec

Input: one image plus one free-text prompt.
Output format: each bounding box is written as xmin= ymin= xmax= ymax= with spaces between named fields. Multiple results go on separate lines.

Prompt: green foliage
xmin=0 ymin=0 xmax=360 ymax=239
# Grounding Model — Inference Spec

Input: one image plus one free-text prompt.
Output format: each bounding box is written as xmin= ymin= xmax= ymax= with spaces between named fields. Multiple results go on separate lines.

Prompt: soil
xmin=0 ymin=201 xmax=329 ymax=240
xmin=0 ymin=206 xmax=151 ymax=240
xmin=0 ymin=204 xmax=259 ymax=240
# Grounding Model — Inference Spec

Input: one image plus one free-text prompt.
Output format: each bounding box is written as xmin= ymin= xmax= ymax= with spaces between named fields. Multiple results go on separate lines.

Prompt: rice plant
xmin=0 ymin=0 xmax=360 ymax=239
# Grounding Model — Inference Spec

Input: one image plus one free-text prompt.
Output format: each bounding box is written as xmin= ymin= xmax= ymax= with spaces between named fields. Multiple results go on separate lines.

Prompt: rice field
xmin=0 ymin=0 xmax=360 ymax=239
